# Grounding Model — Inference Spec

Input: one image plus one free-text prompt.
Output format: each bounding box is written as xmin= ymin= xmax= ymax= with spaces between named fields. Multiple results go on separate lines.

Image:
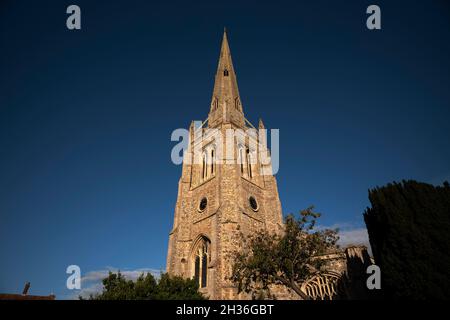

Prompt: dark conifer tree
xmin=364 ymin=180 xmax=450 ymax=299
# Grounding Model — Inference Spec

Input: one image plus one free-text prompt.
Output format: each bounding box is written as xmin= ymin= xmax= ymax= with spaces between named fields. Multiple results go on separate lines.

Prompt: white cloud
xmin=75 ymin=282 xmax=104 ymax=300
xmin=318 ymin=222 xmax=372 ymax=255
xmin=67 ymin=267 xmax=162 ymax=300
xmin=81 ymin=267 xmax=162 ymax=284
xmin=337 ymin=228 xmax=370 ymax=249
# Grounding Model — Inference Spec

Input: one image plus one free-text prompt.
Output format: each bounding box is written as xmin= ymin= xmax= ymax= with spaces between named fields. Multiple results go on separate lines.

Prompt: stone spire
xmin=208 ymin=29 xmax=245 ymax=128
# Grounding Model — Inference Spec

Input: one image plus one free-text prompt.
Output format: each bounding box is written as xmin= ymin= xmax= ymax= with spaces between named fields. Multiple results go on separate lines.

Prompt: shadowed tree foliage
xmin=82 ymin=272 xmax=206 ymax=300
xmin=230 ymin=207 xmax=339 ymax=299
xmin=155 ymin=273 xmax=206 ymax=300
xmin=364 ymin=180 xmax=450 ymax=299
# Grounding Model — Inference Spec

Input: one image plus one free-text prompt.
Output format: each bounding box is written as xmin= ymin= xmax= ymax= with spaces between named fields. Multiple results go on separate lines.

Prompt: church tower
xmin=166 ymin=30 xmax=284 ymax=299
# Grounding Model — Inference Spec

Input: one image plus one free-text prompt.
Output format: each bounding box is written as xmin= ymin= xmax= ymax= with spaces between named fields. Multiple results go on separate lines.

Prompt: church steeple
xmin=208 ymin=29 xmax=245 ymax=128
xmin=167 ymin=30 xmax=285 ymax=300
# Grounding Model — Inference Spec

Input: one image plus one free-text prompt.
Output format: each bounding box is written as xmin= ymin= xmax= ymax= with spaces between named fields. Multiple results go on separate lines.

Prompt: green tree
xmin=364 ymin=180 xmax=450 ymax=299
xmin=155 ymin=273 xmax=205 ymax=300
xmin=83 ymin=272 xmax=205 ymax=300
xmin=134 ymin=273 xmax=157 ymax=299
xmin=230 ymin=207 xmax=339 ymax=299
xmin=95 ymin=271 xmax=136 ymax=300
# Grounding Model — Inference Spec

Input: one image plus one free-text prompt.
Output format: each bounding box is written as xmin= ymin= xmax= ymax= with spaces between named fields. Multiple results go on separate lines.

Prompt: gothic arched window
xmin=238 ymin=147 xmax=245 ymax=175
xmin=235 ymin=97 xmax=240 ymax=110
xmin=301 ymin=273 xmax=345 ymax=300
xmin=246 ymin=149 xmax=253 ymax=179
xmin=224 ymin=69 xmax=229 ymax=77
xmin=202 ymin=153 xmax=207 ymax=180
xmin=192 ymin=237 xmax=211 ymax=288
xmin=211 ymin=148 xmax=215 ymax=175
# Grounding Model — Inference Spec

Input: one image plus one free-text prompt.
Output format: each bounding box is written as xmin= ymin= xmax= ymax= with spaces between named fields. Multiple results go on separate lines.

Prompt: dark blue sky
xmin=1 ymin=0 xmax=449 ymax=298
